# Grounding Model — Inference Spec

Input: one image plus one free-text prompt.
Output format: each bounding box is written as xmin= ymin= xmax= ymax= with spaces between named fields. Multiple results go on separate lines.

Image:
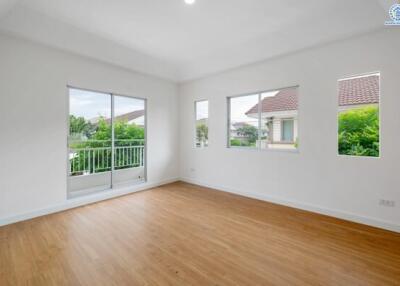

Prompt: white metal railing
xmin=69 ymin=140 xmax=144 ymax=176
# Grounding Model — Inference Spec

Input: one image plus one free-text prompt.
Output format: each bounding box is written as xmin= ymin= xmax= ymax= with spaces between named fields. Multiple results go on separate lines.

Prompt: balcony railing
xmin=69 ymin=139 xmax=144 ymax=176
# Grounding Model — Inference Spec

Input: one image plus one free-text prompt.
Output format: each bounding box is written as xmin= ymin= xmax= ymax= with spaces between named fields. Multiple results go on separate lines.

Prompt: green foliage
xmin=294 ymin=137 xmax=299 ymax=148
xmin=229 ymin=139 xmax=256 ymax=147
xmin=69 ymin=117 xmax=145 ymax=175
xmin=338 ymin=106 xmax=379 ymax=157
xmin=70 ymin=118 xmax=144 ymax=149
xmin=230 ymin=139 xmax=242 ymax=146
xmin=196 ymin=123 xmax=208 ymax=146
xmin=92 ymin=118 xmax=144 ymax=146
xmin=91 ymin=119 xmax=111 ymax=142
xmin=236 ymin=125 xmax=258 ymax=144
xmin=69 ymin=115 xmax=95 ymax=138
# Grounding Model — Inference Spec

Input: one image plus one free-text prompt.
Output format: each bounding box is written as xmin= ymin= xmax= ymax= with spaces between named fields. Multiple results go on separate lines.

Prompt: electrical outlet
xmin=379 ymin=199 xmax=396 ymax=208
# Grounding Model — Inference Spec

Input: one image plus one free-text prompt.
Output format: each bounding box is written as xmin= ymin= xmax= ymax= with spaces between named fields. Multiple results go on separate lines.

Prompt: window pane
xmin=282 ymin=119 xmax=294 ymax=142
xmin=113 ymin=96 xmax=146 ymax=185
xmin=338 ymin=73 xmax=380 ymax=157
xmin=68 ymin=88 xmax=112 ymax=195
xmin=229 ymin=94 xmax=259 ymax=148
xmin=195 ymin=100 xmax=208 ymax=147
xmin=259 ymin=87 xmax=298 ymax=150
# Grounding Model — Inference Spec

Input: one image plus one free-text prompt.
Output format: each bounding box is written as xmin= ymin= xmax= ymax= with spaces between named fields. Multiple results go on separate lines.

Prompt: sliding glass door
xmin=113 ymin=95 xmax=146 ymax=187
xmin=68 ymin=88 xmax=146 ymax=198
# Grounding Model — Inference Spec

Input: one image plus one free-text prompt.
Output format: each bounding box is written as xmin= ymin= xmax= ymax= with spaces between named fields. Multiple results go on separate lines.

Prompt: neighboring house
xmin=245 ymin=88 xmax=298 ymax=149
xmin=243 ymin=74 xmax=379 ymax=149
xmin=91 ymin=110 xmax=145 ymax=127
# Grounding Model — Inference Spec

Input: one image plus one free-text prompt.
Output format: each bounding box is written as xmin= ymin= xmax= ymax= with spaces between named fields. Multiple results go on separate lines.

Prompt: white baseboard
xmin=0 ymin=177 xmax=179 ymax=227
xmin=181 ymin=177 xmax=400 ymax=233
xmin=2 ymin=177 xmax=399 ymax=233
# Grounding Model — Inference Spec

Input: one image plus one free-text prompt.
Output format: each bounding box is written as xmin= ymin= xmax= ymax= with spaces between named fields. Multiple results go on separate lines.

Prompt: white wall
xmin=0 ymin=34 xmax=179 ymax=223
xmin=179 ymin=29 xmax=400 ymax=232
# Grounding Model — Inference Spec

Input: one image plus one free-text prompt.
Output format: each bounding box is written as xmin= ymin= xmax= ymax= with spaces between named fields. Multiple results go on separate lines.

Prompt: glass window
xmin=338 ymin=73 xmax=380 ymax=157
xmin=68 ymin=88 xmax=112 ymax=195
xmin=195 ymin=100 xmax=209 ymax=147
xmin=228 ymin=94 xmax=259 ymax=148
xmin=228 ymin=87 xmax=298 ymax=151
xmin=282 ymin=119 xmax=294 ymax=142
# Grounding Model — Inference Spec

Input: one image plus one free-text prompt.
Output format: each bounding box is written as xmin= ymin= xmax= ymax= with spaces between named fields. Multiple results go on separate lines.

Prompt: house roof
xmin=96 ymin=110 xmax=144 ymax=124
xmin=338 ymin=74 xmax=379 ymax=107
xmin=246 ymin=88 xmax=298 ymax=115
xmin=246 ymin=74 xmax=379 ymax=115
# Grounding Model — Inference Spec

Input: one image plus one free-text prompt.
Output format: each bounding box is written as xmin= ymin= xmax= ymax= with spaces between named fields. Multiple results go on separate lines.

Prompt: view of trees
xmin=69 ymin=116 xmax=144 ymax=148
xmin=69 ymin=115 xmax=95 ymax=139
xmin=338 ymin=106 xmax=379 ymax=157
xmin=196 ymin=123 xmax=208 ymax=147
xmin=69 ymin=116 xmax=145 ymax=175
xmin=230 ymin=125 xmax=258 ymax=147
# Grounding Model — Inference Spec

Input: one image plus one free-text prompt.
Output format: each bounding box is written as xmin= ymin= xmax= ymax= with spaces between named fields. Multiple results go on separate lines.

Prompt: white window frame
xmin=66 ymin=85 xmax=148 ymax=198
xmin=337 ymin=71 xmax=381 ymax=159
xmin=227 ymin=85 xmax=299 ymax=153
xmin=194 ymin=99 xmax=209 ymax=148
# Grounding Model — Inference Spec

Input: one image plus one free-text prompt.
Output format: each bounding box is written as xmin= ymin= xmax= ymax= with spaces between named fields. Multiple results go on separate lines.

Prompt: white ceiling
xmin=0 ymin=0 xmax=390 ymax=82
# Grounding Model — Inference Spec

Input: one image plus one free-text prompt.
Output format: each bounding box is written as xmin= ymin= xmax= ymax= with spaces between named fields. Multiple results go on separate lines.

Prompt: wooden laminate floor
xmin=1 ymin=182 xmax=399 ymax=286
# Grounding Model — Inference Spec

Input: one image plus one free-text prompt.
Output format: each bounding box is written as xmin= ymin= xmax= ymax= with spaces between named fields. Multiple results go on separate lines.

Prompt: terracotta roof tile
xmin=246 ymin=88 xmax=298 ymax=115
xmin=246 ymin=74 xmax=379 ymax=114
xmin=338 ymin=74 xmax=379 ymax=106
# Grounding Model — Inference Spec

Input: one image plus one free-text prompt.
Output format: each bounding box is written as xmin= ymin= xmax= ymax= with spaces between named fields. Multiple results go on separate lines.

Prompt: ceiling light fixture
xmin=185 ymin=0 xmax=196 ymax=5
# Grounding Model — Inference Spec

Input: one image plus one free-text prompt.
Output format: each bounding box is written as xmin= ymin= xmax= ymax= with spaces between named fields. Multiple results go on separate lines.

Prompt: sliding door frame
xmin=112 ymin=93 xmax=148 ymax=185
xmin=66 ymin=85 xmax=148 ymax=197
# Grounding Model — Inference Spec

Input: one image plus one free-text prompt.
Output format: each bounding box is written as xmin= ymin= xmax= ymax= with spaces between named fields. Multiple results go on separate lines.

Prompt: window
xmin=338 ymin=73 xmax=380 ymax=157
xmin=228 ymin=94 xmax=259 ymax=148
xmin=195 ymin=100 xmax=209 ymax=147
xmin=282 ymin=119 xmax=294 ymax=142
xmin=68 ymin=88 xmax=146 ymax=197
xmin=228 ymin=87 xmax=299 ymax=150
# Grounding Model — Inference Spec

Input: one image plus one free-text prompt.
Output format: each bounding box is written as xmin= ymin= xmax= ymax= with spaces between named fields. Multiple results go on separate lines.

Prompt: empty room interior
xmin=1 ymin=0 xmax=400 ymax=285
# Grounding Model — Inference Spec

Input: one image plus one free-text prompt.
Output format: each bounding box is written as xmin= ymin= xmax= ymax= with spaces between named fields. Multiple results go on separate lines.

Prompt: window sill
xmin=227 ymin=146 xmax=299 ymax=154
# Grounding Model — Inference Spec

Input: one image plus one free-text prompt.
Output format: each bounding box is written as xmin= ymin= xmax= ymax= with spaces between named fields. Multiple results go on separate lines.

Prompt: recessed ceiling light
xmin=185 ymin=0 xmax=196 ymax=5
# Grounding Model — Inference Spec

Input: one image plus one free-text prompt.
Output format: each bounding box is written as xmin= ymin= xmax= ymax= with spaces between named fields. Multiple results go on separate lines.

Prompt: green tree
xmin=236 ymin=125 xmax=258 ymax=144
xmin=69 ymin=117 xmax=145 ymax=175
xmin=113 ymin=120 xmax=144 ymax=144
xmin=196 ymin=123 xmax=208 ymax=146
xmin=69 ymin=115 xmax=95 ymax=138
xmin=338 ymin=106 xmax=379 ymax=157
